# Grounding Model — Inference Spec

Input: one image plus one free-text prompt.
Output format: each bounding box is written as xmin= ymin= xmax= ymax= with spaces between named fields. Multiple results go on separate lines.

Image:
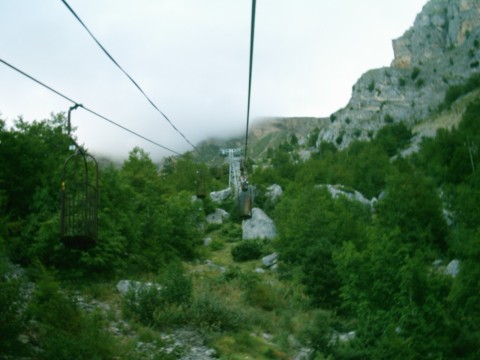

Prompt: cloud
xmin=0 ymin=0 xmax=427 ymax=160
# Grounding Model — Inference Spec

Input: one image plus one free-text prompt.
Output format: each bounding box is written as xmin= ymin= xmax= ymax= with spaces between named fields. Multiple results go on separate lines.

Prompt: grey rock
xmin=206 ymin=208 xmax=230 ymax=224
xmin=209 ymin=188 xmax=231 ymax=202
xmin=203 ymin=237 xmax=213 ymax=246
xmin=339 ymin=331 xmax=356 ymax=343
xmin=262 ymin=252 xmax=279 ymax=268
xmin=298 ymin=149 xmax=312 ymax=161
xmin=266 ymin=184 xmax=283 ymax=203
xmin=293 ymin=348 xmax=314 ymax=360
xmin=317 ymin=0 xmax=480 ymax=150
xmin=444 ymin=259 xmax=460 ymax=277
xmin=242 ymin=208 xmax=277 ymax=240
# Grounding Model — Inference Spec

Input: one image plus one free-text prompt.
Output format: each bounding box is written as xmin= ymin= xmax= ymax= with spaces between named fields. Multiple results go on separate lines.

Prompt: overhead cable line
xmin=243 ymin=0 xmax=256 ymax=164
xmin=0 ymin=58 xmax=183 ymax=156
xmin=60 ymin=0 xmax=200 ymax=153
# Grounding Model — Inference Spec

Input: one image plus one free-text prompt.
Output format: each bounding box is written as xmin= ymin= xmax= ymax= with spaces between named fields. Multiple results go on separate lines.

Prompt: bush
xmin=232 ymin=240 xmax=264 ymax=262
xmin=123 ymin=284 xmax=165 ymax=325
xmin=189 ymin=293 xmax=249 ymax=332
xmin=123 ymin=263 xmax=192 ymax=326
xmin=221 ymin=222 xmax=242 ymax=242
xmin=27 ymin=267 xmax=118 ymax=359
xmin=0 ymin=258 xmax=26 ymax=358
xmin=241 ymin=275 xmax=282 ymax=311
xmin=443 ymin=73 xmax=480 ymax=109
xmin=300 ymin=309 xmax=336 ymax=358
xmin=374 ymin=122 xmax=412 ymax=156
xmin=159 ymin=263 xmax=192 ymax=306
xmin=411 ymin=67 xmax=421 ymax=80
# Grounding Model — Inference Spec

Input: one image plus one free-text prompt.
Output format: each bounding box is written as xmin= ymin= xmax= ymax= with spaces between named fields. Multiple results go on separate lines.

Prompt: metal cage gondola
xmin=61 ymin=147 xmax=99 ymax=250
xmin=60 ymin=104 xmax=99 ymax=250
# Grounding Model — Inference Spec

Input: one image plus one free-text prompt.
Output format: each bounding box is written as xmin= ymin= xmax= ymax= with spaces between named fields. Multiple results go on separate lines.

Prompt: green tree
xmin=374 ymin=122 xmax=412 ymax=157
xmin=376 ymin=160 xmax=447 ymax=250
xmin=275 ymin=186 xmax=370 ymax=307
xmin=335 ymin=227 xmax=454 ymax=358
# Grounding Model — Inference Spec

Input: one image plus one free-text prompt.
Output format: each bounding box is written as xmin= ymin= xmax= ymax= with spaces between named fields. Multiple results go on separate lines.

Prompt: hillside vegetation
xmin=1 ymin=73 xmax=480 ymax=359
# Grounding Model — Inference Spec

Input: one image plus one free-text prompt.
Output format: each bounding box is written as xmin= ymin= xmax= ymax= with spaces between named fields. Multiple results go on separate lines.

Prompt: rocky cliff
xmin=318 ymin=0 xmax=480 ymax=147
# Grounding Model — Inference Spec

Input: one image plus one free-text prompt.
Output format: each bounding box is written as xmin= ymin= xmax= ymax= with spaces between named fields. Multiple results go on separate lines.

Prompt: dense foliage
xmin=1 ymin=95 xmax=480 ymax=358
xmin=269 ymin=99 xmax=480 ymax=359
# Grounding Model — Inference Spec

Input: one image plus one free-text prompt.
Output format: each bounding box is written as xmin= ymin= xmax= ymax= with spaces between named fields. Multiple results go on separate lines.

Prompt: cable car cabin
xmin=237 ymin=180 xmax=254 ymax=219
xmin=61 ymin=147 xmax=99 ymax=250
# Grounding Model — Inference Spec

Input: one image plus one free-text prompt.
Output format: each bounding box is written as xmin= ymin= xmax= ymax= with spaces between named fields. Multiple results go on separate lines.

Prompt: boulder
xmin=266 ymin=184 xmax=283 ymax=204
xmin=209 ymin=188 xmax=231 ymax=203
xmin=242 ymin=208 xmax=277 ymax=240
xmin=444 ymin=259 xmax=460 ymax=277
xmin=262 ymin=252 xmax=279 ymax=268
xmin=206 ymin=208 xmax=230 ymax=224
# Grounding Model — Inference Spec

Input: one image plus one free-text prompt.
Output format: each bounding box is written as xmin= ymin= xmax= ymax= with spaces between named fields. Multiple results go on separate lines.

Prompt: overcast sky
xmin=0 ymin=0 xmax=428 ymax=160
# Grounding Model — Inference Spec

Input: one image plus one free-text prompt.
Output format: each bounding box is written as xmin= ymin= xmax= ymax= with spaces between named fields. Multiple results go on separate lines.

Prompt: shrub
xmin=122 ymin=283 xmax=164 ymax=325
xmin=411 ymin=67 xmax=421 ymax=80
xmin=27 ymin=267 xmax=118 ymax=359
xmin=335 ymin=134 xmax=344 ymax=145
xmin=384 ymin=114 xmax=394 ymax=124
xmin=241 ymin=276 xmax=282 ymax=311
xmin=231 ymin=240 xmax=264 ymax=262
xmin=374 ymin=122 xmax=412 ymax=156
xmin=189 ymin=293 xmax=249 ymax=332
xmin=416 ymin=78 xmax=425 ymax=88
xmin=300 ymin=309 xmax=336 ymax=358
xmin=123 ymin=263 xmax=192 ymax=326
xmin=221 ymin=222 xmax=242 ymax=242
xmin=443 ymin=73 xmax=480 ymax=109
xmin=0 ymin=258 xmax=26 ymax=358
xmin=159 ymin=263 xmax=193 ymax=306
xmin=368 ymin=80 xmax=375 ymax=92
xmin=308 ymin=127 xmax=320 ymax=147
xmin=210 ymin=238 xmax=225 ymax=250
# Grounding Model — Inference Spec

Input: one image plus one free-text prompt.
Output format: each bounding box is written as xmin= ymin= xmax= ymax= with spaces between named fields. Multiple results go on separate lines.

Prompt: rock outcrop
xmin=209 ymin=188 xmax=231 ymax=202
xmin=242 ymin=208 xmax=277 ymax=240
xmin=318 ymin=0 xmax=480 ymax=148
xmin=206 ymin=208 xmax=230 ymax=224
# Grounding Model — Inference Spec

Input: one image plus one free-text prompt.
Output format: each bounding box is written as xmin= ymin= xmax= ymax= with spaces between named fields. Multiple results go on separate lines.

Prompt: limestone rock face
xmin=317 ymin=0 xmax=480 ymax=149
xmin=242 ymin=208 xmax=277 ymax=240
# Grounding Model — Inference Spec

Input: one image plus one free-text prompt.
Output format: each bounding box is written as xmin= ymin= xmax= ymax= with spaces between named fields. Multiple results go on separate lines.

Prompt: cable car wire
xmin=0 ymin=58 xmax=183 ymax=156
xmin=60 ymin=0 xmax=200 ymax=153
xmin=243 ymin=0 xmax=256 ymax=165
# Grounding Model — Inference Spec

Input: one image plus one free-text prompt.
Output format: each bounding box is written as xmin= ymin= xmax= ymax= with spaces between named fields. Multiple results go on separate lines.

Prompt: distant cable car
xmin=237 ymin=176 xmax=254 ymax=219
xmin=60 ymin=105 xmax=99 ymax=250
